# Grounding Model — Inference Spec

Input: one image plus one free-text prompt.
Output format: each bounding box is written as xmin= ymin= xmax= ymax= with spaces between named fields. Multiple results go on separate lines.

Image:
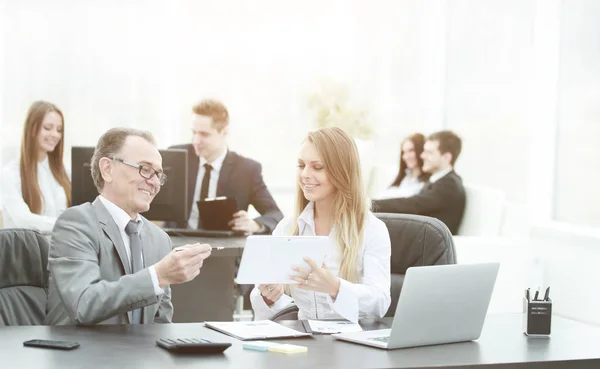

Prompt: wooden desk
xmin=2 ymin=314 xmax=600 ymax=368
xmin=169 ymin=236 xmax=245 ymax=323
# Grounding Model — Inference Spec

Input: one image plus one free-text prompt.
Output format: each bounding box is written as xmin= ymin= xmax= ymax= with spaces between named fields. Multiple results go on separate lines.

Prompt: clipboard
xmin=197 ymin=197 xmax=238 ymax=230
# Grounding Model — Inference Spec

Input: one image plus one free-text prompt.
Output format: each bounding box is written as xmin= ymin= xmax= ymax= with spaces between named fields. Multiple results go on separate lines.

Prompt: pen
xmin=543 ymin=286 xmax=550 ymax=301
xmin=175 ymin=246 xmax=225 ymax=252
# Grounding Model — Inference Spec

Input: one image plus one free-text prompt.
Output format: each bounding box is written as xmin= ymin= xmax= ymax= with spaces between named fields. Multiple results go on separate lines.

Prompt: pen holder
xmin=523 ymin=297 xmax=552 ymax=336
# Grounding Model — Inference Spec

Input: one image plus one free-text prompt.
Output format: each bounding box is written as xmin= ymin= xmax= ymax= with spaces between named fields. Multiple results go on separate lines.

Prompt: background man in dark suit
xmin=170 ymin=99 xmax=283 ymax=234
xmin=373 ymin=130 xmax=466 ymax=234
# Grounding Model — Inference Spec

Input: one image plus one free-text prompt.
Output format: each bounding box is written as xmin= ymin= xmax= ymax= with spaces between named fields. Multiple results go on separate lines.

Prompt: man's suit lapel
xmin=93 ymin=198 xmax=131 ymax=275
xmin=92 ymin=197 xmax=134 ymax=324
xmin=217 ymin=150 xmax=235 ymax=197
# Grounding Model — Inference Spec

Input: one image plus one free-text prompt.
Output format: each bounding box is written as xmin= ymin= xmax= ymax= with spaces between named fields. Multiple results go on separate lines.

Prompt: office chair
xmin=270 ymin=304 xmax=300 ymax=321
xmin=0 ymin=228 xmax=49 ymax=325
xmin=378 ymin=213 xmax=456 ymax=317
xmin=269 ymin=213 xmax=457 ymax=321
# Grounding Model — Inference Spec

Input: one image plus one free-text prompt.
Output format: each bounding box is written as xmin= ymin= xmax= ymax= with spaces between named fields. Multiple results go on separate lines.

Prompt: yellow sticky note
xmin=267 ymin=344 xmax=308 ymax=354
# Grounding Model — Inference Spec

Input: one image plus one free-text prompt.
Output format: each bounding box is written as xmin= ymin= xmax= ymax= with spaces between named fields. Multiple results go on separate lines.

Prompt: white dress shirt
xmin=429 ymin=167 xmax=453 ymax=183
xmin=0 ymin=158 xmax=69 ymax=233
xmin=250 ymin=201 xmax=391 ymax=322
xmin=98 ymin=196 xmax=164 ymax=297
xmin=376 ymin=169 xmax=425 ymax=200
xmin=187 ymin=149 xmax=228 ymax=229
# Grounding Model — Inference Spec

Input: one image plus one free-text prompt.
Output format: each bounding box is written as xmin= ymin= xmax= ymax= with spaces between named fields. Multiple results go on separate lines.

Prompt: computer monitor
xmin=71 ymin=146 xmax=188 ymax=225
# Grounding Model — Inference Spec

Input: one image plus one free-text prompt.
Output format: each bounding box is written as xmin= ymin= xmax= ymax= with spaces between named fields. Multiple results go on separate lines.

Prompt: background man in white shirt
xmin=45 ymin=128 xmax=212 ymax=325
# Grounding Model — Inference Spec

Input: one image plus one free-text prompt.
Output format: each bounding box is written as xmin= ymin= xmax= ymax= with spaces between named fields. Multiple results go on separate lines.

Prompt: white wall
xmin=0 ymin=0 xmax=5 ymax=168
xmin=532 ymin=223 xmax=600 ymax=326
xmin=454 ymin=224 xmax=600 ymax=327
xmin=554 ymin=0 xmax=600 ymax=227
xmin=454 ymin=236 xmax=541 ymax=314
xmin=0 ymin=0 xmax=556 ymax=211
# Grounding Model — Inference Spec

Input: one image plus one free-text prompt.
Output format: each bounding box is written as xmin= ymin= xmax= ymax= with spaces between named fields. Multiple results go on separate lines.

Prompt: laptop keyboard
xmin=369 ymin=336 xmax=389 ymax=343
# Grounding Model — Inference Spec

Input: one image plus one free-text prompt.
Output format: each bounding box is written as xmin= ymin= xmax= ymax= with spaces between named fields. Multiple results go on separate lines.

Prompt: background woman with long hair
xmin=251 ymin=127 xmax=391 ymax=322
xmin=376 ymin=132 xmax=430 ymax=200
xmin=1 ymin=101 xmax=71 ymax=232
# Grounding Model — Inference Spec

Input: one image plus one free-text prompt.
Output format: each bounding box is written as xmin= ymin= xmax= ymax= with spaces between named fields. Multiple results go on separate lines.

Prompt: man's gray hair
xmin=90 ymin=127 xmax=156 ymax=193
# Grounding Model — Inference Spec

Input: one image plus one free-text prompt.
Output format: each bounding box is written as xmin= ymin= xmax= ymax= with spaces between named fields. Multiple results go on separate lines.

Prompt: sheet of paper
xmin=307 ymin=320 xmax=363 ymax=334
xmin=205 ymin=320 xmax=310 ymax=340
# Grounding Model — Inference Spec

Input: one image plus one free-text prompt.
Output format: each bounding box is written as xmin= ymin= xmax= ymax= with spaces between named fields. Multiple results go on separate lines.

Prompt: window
xmin=554 ymin=0 xmax=600 ymax=228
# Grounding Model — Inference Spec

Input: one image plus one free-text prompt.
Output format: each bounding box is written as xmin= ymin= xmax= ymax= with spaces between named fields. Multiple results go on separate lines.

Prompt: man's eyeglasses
xmin=112 ymin=158 xmax=167 ymax=186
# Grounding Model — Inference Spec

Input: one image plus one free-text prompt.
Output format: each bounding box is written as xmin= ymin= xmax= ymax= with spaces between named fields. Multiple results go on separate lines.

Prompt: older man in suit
xmin=170 ymin=99 xmax=283 ymax=233
xmin=45 ymin=128 xmax=212 ymax=325
xmin=373 ymin=131 xmax=466 ymax=235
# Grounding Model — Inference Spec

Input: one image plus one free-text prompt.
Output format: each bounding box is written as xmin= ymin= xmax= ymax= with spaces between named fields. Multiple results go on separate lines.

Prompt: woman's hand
xmin=257 ymin=284 xmax=284 ymax=306
xmin=290 ymin=257 xmax=341 ymax=299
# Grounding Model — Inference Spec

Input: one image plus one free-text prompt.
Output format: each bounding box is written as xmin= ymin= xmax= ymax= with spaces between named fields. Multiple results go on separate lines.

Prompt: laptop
xmin=332 ymin=263 xmax=500 ymax=349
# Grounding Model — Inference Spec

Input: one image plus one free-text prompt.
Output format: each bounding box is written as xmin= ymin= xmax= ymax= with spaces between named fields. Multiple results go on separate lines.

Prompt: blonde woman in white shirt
xmin=250 ymin=127 xmax=391 ymax=322
xmin=1 ymin=101 xmax=71 ymax=233
xmin=376 ymin=133 xmax=430 ymax=200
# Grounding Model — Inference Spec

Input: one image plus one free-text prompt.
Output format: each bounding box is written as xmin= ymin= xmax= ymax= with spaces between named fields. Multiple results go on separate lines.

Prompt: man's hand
xmin=154 ymin=243 xmax=212 ymax=288
xmin=228 ymin=210 xmax=262 ymax=234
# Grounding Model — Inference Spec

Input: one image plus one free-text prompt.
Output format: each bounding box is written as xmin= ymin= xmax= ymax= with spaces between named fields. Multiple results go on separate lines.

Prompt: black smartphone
xmin=23 ymin=339 xmax=80 ymax=350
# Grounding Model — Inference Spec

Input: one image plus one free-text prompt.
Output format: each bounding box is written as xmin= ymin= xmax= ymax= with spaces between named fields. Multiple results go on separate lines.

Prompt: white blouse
xmin=376 ymin=170 xmax=425 ymax=200
xmin=250 ymin=201 xmax=391 ymax=322
xmin=0 ymin=158 xmax=69 ymax=233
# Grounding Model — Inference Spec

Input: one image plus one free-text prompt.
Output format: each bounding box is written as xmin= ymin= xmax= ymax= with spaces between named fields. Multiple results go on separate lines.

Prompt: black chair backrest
xmin=375 ymin=213 xmax=457 ymax=316
xmin=270 ymin=305 xmax=300 ymax=322
xmin=0 ymin=228 xmax=50 ymax=326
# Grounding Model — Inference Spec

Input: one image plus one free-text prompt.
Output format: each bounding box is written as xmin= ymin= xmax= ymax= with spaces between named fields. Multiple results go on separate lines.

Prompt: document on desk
xmin=305 ymin=320 xmax=363 ymax=334
xmin=204 ymin=320 xmax=310 ymax=341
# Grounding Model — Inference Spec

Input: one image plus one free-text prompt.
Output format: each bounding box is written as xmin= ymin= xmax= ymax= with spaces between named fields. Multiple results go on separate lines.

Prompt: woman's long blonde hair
xmin=292 ymin=127 xmax=369 ymax=283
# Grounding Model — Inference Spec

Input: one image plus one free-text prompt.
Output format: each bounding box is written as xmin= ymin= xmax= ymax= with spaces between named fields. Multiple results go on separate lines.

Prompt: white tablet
xmin=235 ymin=235 xmax=329 ymax=284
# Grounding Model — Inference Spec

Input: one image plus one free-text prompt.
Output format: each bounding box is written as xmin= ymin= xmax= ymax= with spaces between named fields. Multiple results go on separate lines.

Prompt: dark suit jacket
xmin=373 ymin=170 xmax=466 ymax=235
xmin=169 ymin=144 xmax=283 ymax=233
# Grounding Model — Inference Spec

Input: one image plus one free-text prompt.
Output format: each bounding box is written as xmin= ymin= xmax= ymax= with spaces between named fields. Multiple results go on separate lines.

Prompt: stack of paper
xmin=306 ymin=320 xmax=363 ymax=334
xmin=204 ymin=320 xmax=310 ymax=340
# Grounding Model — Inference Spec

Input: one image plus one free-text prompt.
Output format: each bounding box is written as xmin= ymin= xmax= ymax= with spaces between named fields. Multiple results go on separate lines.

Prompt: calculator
xmin=156 ymin=338 xmax=231 ymax=354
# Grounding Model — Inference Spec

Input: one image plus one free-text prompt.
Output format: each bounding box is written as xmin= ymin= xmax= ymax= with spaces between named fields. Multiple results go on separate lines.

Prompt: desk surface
xmin=3 ymin=314 xmax=600 ymax=369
